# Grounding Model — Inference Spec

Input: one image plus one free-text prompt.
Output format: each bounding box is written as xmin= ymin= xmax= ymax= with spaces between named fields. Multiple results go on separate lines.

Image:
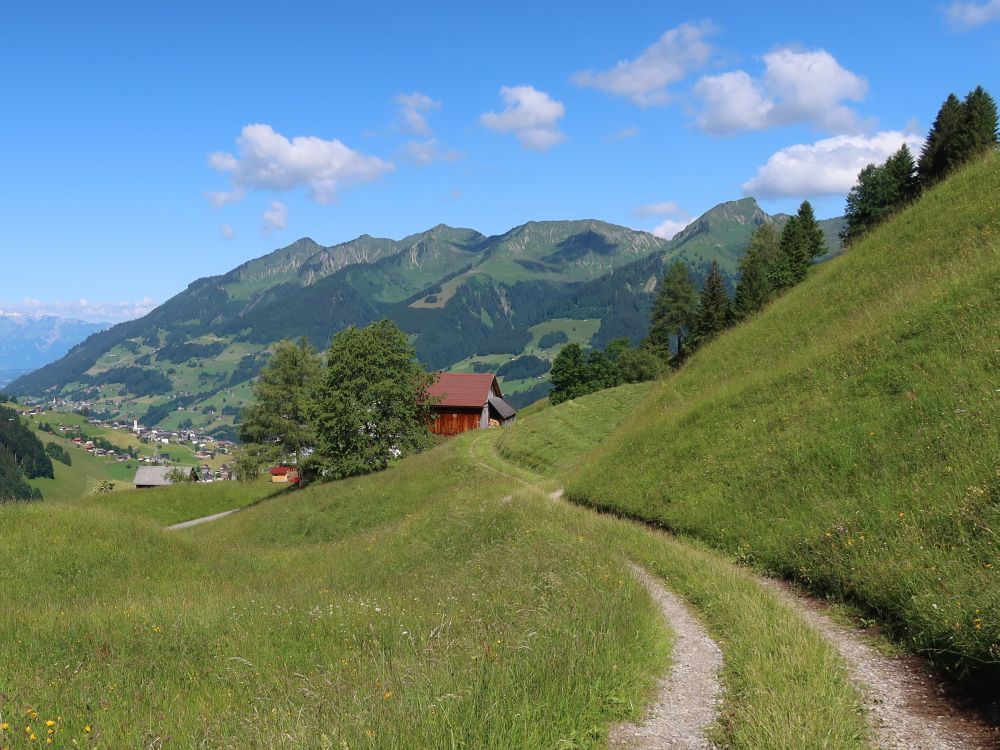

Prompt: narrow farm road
xmin=166 ymin=508 xmax=239 ymax=530
xmin=760 ymin=579 xmax=997 ymax=750
xmin=608 ymin=563 xmax=723 ymax=750
xmin=471 ymin=430 xmax=998 ymax=749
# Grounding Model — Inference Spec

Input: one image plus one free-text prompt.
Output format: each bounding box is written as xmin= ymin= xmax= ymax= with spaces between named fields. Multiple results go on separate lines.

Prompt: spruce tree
xmin=883 ymin=145 xmax=918 ymax=204
xmin=733 ymin=232 xmax=778 ymax=320
xmin=958 ymin=85 xmax=999 ymax=160
xmin=795 ymin=201 xmax=827 ymax=278
xmin=918 ymin=93 xmax=965 ymax=185
xmin=771 ymin=215 xmax=800 ymax=291
xmin=692 ymin=260 xmax=731 ymax=345
xmin=645 ymin=259 xmax=698 ymax=362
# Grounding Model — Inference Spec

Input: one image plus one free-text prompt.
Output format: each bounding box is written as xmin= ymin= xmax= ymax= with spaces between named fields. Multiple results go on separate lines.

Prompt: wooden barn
xmin=426 ymin=373 xmax=517 ymax=436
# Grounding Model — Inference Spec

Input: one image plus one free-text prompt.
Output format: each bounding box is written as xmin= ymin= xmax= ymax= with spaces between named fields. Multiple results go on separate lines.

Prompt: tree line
xmin=842 ymin=86 xmax=997 ymax=244
xmin=237 ymin=320 xmax=435 ymax=484
xmin=548 ymin=201 xmax=827 ymax=403
xmin=0 ymin=405 xmax=52 ymax=502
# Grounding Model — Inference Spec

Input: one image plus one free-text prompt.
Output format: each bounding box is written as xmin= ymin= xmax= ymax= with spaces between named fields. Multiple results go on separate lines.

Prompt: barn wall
xmin=431 ymin=409 xmax=482 ymax=436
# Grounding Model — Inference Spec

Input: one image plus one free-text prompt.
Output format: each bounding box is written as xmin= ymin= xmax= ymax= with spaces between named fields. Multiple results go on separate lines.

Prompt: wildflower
xmin=898 ymin=512 xmax=905 ymax=520
xmin=45 ymin=721 xmax=56 ymax=728
xmin=383 ymin=691 xmax=393 ymax=700
xmin=0 ymin=722 xmax=8 ymax=731
xmin=29 ymin=733 xmax=38 ymax=742
xmin=84 ymin=725 xmax=92 ymax=734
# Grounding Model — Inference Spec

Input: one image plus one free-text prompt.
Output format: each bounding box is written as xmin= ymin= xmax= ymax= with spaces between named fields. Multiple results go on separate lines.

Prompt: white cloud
xmin=480 ymin=85 xmax=566 ymax=151
xmin=633 ymin=200 xmax=683 ymax=218
xmin=652 ymin=217 xmax=693 ymax=240
xmin=220 ymin=224 xmax=235 ymax=240
xmin=605 ymin=126 xmax=639 ymax=143
xmin=572 ymin=22 xmax=716 ymax=106
xmin=694 ymin=48 xmax=868 ymax=134
xmin=945 ymin=0 xmax=1000 ymax=28
xmin=207 ymin=124 xmax=395 ymax=204
xmin=631 ymin=201 xmax=692 ymax=238
xmin=742 ymin=130 xmax=925 ymax=198
xmin=394 ymin=92 xmax=441 ymax=135
xmin=403 ymin=139 xmax=464 ymax=166
xmin=262 ymin=201 xmax=288 ymax=233
xmin=8 ymin=297 xmax=158 ymax=323
xmin=694 ymin=70 xmax=774 ymax=133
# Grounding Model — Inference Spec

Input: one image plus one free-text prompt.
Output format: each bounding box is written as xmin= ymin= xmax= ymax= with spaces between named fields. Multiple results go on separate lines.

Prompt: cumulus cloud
xmin=480 ymin=85 xmax=566 ymax=151
xmin=403 ymin=139 xmax=464 ymax=166
xmin=631 ymin=201 xmax=692 ymax=238
xmin=572 ymin=22 xmax=716 ymax=106
xmin=207 ymin=124 xmax=395 ymax=204
xmin=742 ymin=130 xmax=925 ymax=198
xmin=394 ymin=92 xmax=441 ymax=135
xmin=694 ymin=48 xmax=868 ymax=134
xmin=220 ymin=224 xmax=235 ymax=240
xmin=652 ymin=217 xmax=693 ymax=240
xmin=262 ymin=201 xmax=288 ymax=233
xmin=944 ymin=0 xmax=1000 ymax=28
xmin=7 ymin=297 xmax=158 ymax=323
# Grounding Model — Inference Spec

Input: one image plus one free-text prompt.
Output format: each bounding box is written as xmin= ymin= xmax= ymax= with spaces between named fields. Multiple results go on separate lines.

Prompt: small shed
xmin=269 ymin=466 xmax=300 ymax=484
xmin=133 ymin=466 xmax=174 ymax=488
xmin=426 ymin=373 xmax=517 ymax=436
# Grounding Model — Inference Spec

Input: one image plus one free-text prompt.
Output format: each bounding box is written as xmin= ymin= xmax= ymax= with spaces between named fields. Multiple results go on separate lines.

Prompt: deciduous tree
xmin=309 ymin=320 xmax=434 ymax=480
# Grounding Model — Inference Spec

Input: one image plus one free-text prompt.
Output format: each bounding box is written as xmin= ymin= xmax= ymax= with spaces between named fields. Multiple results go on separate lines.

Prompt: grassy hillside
xmin=567 ymin=153 xmax=1000 ymax=684
xmin=0 ymin=396 xmax=878 ymax=748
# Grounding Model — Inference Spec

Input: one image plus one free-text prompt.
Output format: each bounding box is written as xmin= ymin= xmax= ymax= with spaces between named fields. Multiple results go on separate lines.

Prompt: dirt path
xmin=760 ymin=579 xmax=998 ymax=750
xmin=166 ymin=508 xmax=239 ymax=530
xmin=472 ymin=440 xmax=998 ymax=748
xmin=609 ymin=563 xmax=723 ymax=750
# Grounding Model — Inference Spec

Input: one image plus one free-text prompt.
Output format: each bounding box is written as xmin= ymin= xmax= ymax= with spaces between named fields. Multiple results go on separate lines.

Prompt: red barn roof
xmin=427 ymin=373 xmax=501 ymax=409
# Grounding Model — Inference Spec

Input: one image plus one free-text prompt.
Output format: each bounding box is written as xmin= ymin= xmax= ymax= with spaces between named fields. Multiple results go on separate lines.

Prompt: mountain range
xmin=8 ymin=198 xmax=844 ymax=435
xmin=0 ymin=313 xmax=108 ymax=387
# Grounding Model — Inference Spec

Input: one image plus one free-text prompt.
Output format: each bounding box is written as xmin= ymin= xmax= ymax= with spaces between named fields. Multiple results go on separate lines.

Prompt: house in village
xmin=426 ymin=373 xmax=516 ymax=437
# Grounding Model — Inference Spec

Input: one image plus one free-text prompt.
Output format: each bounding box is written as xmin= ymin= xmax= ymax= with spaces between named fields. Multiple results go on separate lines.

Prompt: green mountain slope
xmin=10 ymin=199 xmax=843 ymax=432
xmin=566 ymin=153 xmax=1000 ymax=686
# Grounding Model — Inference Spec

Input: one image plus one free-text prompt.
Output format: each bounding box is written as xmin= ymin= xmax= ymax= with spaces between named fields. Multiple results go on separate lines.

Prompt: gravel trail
xmin=760 ymin=578 xmax=998 ymax=750
xmin=608 ymin=562 xmax=723 ymax=750
xmin=166 ymin=508 xmax=239 ymax=530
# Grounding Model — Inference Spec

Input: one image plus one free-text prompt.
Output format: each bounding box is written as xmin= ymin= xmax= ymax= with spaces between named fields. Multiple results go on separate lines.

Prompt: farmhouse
xmin=133 ymin=466 xmax=174 ymax=488
xmin=426 ymin=373 xmax=516 ymax=436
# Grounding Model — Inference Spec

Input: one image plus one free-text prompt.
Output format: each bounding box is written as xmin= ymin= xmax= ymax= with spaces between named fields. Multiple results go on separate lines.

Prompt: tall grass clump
xmin=568 ymin=153 xmax=1000 ymax=686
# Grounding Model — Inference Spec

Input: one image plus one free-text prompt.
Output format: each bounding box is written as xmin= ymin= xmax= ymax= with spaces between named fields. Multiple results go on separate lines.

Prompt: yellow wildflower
xmin=84 ymin=725 xmax=92 ymax=734
xmin=45 ymin=721 xmax=56 ymax=728
xmin=0 ymin=722 xmax=8 ymax=731
xmin=383 ymin=690 xmax=393 ymax=700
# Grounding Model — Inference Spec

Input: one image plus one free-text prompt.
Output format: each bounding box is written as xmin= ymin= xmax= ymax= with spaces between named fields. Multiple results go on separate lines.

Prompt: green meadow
xmin=2 ymin=156 xmax=997 ymax=748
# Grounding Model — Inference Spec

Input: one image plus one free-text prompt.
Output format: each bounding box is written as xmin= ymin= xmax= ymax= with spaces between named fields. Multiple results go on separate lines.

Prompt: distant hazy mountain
xmin=0 ymin=313 xmax=107 ymax=374
xmin=9 ymin=200 xmax=842 ymax=433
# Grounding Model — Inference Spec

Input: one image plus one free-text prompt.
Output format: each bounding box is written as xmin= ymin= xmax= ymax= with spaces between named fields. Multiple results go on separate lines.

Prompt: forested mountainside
xmin=10 ymin=199 xmax=842 ymax=433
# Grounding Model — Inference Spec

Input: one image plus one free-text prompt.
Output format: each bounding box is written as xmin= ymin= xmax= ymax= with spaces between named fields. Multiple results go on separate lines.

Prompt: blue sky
xmin=1 ymin=0 xmax=997 ymax=322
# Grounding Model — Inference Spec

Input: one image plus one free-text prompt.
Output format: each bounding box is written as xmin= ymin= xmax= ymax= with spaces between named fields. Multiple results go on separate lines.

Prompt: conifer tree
xmin=770 ymin=215 xmax=800 ymax=291
xmin=645 ymin=259 xmax=698 ymax=362
xmin=918 ymin=93 xmax=965 ymax=185
xmin=692 ymin=260 xmax=731 ymax=345
xmin=734 ymin=227 xmax=776 ymax=320
xmin=795 ymin=201 xmax=827 ymax=275
xmin=842 ymin=145 xmax=917 ymax=244
xmin=958 ymin=85 xmax=999 ymax=159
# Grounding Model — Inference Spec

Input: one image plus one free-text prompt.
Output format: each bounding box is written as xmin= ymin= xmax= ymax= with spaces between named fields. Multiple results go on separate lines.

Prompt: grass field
xmin=567 ymin=153 xmax=1000 ymax=685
